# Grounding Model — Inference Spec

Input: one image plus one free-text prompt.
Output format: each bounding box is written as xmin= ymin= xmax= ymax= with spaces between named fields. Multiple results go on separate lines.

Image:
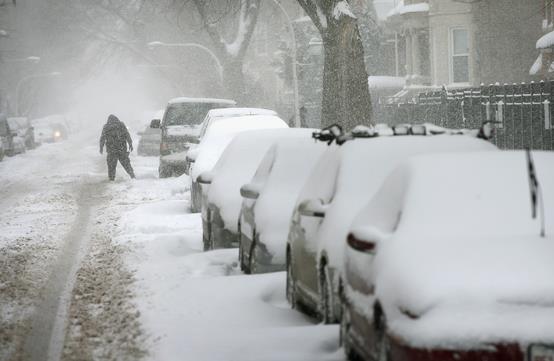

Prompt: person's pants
xmin=107 ymin=151 xmax=135 ymax=180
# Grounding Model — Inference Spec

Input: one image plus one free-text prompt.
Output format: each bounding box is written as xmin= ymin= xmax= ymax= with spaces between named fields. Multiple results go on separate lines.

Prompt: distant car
xmin=342 ymin=151 xmax=554 ymax=361
xmin=0 ymin=114 xmax=25 ymax=156
xmin=287 ymin=134 xmax=496 ymax=323
xmin=30 ymin=114 xmax=69 ymax=143
xmin=189 ymin=114 xmax=288 ymax=213
xmin=158 ymin=97 xmax=236 ymax=178
xmin=238 ymin=132 xmax=327 ymax=274
xmin=8 ymin=117 xmax=36 ymax=149
xmin=198 ymin=128 xmax=296 ymax=251
xmin=138 ymin=113 xmax=163 ymax=156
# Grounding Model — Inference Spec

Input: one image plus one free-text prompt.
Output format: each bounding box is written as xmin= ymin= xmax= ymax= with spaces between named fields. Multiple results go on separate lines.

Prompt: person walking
xmin=99 ymin=114 xmax=135 ymax=181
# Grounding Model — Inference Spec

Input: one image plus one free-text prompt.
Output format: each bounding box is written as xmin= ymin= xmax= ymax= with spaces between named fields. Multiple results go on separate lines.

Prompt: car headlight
xmin=54 ymin=131 xmax=61 ymax=137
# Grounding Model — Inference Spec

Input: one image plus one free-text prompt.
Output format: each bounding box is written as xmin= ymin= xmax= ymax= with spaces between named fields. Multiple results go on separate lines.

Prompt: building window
xmin=451 ymin=28 xmax=469 ymax=84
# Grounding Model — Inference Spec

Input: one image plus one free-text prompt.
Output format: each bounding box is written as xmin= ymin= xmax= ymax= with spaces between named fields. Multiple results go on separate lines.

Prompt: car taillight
xmin=160 ymin=142 xmax=167 ymax=151
xmin=347 ymin=233 xmax=376 ymax=254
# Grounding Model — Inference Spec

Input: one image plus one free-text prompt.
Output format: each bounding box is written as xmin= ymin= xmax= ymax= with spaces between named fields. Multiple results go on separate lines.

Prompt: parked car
xmin=238 ymin=132 xmax=327 ymax=274
xmin=30 ymin=114 xmax=69 ymax=143
xmin=184 ymin=107 xmax=279 ymax=173
xmin=189 ymin=114 xmax=288 ymax=212
xmin=158 ymin=97 xmax=236 ymax=178
xmin=199 ymin=128 xmax=296 ymax=250
xmin=8 ymin=117 xmax=36 ymax=149
xmin=0 ymin=114 xmax=25 ymax=156
xmin=286 ymin=133 xmax=496 ymax=323
xmin=138 ymin=110 xmax=163 ymax=156
xmin=342 ymin=150 xmax=554 ymax=361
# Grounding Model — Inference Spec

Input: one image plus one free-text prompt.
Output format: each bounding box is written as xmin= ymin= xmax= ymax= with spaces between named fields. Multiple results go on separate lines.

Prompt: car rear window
xmin=163 ymin=103 xmax=231 ymax=127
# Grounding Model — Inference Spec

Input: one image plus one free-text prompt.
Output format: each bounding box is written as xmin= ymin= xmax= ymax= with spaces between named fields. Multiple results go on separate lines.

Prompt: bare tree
xmin=296 ymin=0 xmax=372 ymax=129
xmin=191 ymin=0 xmax=261 ymax=102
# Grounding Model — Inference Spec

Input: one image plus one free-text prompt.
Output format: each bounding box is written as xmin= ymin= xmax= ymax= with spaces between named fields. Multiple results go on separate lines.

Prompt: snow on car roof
xmin=191 ymin=115 xmax=288 ymax=182
xmin=249 ymin=132 xmax=327 ymax=263
xmin=206 ymin=107 xmax=277 ymax=118
xmin=351 ymin=151 xmax=554 ymax=348
xmin=297 ymin=135 xmax=496 ymax=271
xmin=207 ymin=128 xmax=306 ymax=233
xmin=167 ymin=97 xmax=236 ymax=105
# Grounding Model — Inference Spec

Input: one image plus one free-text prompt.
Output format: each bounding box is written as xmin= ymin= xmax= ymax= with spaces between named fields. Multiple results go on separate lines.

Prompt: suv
xmin=157 ymin=97 xmax=236 ymax=178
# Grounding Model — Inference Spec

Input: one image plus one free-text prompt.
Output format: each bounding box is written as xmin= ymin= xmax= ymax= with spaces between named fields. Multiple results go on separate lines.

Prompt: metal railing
xmin=374 ymin=81 xmax=554 ymax=150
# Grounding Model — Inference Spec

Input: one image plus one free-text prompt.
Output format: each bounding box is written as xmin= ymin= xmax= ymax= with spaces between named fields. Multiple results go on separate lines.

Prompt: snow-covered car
xmin=158 ymin=97 xmax=236 ymax=178
xmin=238 ymin=132 xmax=327 ymax=274
xmin=138 ymin=116 xmax=162 ymax=156
xmin=8 ymin=117 xmax=36 ymax=149
xmin=184 ymin=107 xmax=279 ymax=173
xmin=286 ymin=134 xmax=496 ymax=323
xmin=31 ymin=114 xmax=69 ymax=143
xmin=0 ymin=115 xmax=25 ymax=156
xmin=199 ymin=128 xmax=296 ymax=251
xmin=342 ymin=151 xmax=554 ymax=361
xmin=189 ymin=114 xmax=288 ymax=213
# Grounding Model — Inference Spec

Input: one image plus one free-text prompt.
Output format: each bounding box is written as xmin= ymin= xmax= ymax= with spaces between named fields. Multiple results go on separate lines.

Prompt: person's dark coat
xmin=100 ymin=114 xmax=133 ymax=154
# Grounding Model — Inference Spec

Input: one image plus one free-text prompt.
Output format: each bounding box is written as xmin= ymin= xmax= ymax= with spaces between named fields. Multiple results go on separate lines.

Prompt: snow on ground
xmin=114 ymin=155 xmax=343 ymax=361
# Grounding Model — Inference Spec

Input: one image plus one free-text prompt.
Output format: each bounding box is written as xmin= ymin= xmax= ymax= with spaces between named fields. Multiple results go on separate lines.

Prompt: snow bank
xmin=368 ymin=76 xmax=406 ymax=90
xmin=352 ymin=151 xmax=554 ymax=348
xmin=208 ymin=128 xmax=298 ymax=233
xmin=387 ymin=0 xmax=429 ymax=18
xmin=248 ymin=131 xmax=327 ymax=265
xmin=536 ymin=30 xmax=554 ymax=49
xmin=191 ymin=115 xmax=288 ymax=182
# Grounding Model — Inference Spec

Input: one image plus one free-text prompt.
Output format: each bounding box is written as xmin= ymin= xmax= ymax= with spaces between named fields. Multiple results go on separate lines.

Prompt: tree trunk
xmin=321 ymin=15 xmax=372 ymax=130
xmin=222 ymin=58 xmax=247 ymax=104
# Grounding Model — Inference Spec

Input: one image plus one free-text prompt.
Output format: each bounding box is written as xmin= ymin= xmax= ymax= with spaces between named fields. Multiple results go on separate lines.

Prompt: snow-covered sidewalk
xmin=113 ymin=155 xmax=343 ymax=361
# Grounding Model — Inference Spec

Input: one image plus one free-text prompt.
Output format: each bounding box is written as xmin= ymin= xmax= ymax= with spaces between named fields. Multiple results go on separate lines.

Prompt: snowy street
xmin=0 ymin=134 xmax=342 ymax=361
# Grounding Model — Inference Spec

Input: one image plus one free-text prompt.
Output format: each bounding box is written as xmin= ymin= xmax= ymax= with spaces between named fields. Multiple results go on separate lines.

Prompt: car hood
xmin=377 ymin=234 xmax=554 ymax=348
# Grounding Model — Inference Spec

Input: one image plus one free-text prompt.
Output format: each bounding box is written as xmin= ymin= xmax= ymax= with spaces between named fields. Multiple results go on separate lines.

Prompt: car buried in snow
xmin=286 ymin=125 xmax=497 ymax=324
xmin=238 ymin=130 xmax=327 ymax=274
xmin=198 ymin=128 xmax=297 ymax=251
xmin=189 ymin=114 xmax=288 ymax=213
xmin=8 ymin=117 xmax=36 ymax=150
xmin=184 ymin=107 xmax=278 ymax=177
xmin=0 ymin=114 xmax=26 ymax=156
xmin=158 ymin=97 xmax=236 ymax=178
xmin=341 ymin=150 xmax=554 ymax=361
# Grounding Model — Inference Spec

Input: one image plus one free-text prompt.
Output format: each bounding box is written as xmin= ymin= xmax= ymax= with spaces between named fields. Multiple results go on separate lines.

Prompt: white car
xmin=198 ymin=128 xmax=298 ymax=250
xmin=238 ymin=130 xmax=327 ymax=274
xmin=342 ymin=151 xmax=554 ymax=361
xmin=287 ymin=134 xmax=497 ymax=323
xmin=189 ymin=114 xmax=288 ymax=212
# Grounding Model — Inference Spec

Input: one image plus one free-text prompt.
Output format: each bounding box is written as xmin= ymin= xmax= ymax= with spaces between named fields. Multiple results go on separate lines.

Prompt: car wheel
xmin=159 ymin=165 xmax=171 ymax=178
xmin=375 ymin=308 xmax=390 ymax=361
xmin=286 ymin=250 xmax=297 ymax=308
xmin=340 ymin=301 xmax=356 ymax=360
xmin=319 ymin=263 xmax=334 ymax=324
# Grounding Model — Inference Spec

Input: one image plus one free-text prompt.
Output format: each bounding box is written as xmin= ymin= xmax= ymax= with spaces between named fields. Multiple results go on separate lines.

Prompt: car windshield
xmin=164 ymin=103 xmax=228 ymax=127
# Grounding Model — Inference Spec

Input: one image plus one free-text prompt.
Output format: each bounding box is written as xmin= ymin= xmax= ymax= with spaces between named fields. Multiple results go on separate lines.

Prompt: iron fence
xmin=374 ymin=81 xmax=554 ymax=151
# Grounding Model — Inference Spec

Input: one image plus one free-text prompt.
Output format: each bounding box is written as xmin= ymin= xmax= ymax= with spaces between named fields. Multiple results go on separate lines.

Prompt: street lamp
xmin=269 ymin=0 xmax=300 ymax=128
xmin=15 ymin=71 xmax=61 ymax=116
xmin=147 ymin=41 xmax=224 ymax=85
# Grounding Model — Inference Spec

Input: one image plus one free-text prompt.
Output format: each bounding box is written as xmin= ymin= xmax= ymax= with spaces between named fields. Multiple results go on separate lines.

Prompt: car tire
xmin=286 ymin=249 xmax=297 ymax=309
xmin=375 ymin=307 xmax=390 ymax=361
xmin=159 ymin=165 xmax=172 ymax=178
xmin=319 ymin=263 xmax=334 ymax=324
xmin=340 ymin=301 xmax=357 ymax=361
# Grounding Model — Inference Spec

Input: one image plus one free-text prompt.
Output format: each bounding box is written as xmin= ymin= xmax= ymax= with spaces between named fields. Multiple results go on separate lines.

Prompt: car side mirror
xmin=240 ymin=183 xmax=261 ymax=200
xmin=197 ymin=171 xmax=214 ymax=185
xmin=298 ymin=198 xmax=327 ymax=218
xmin=150 ymin=119 xmax=161 ymax=129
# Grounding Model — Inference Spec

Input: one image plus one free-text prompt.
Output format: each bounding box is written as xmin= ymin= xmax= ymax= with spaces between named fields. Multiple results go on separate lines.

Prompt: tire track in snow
xmin=21 ymin=179 xmax=107 ymax=361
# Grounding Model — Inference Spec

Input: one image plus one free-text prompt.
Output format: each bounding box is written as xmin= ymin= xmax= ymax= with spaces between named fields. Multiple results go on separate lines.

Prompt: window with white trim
xmin=451 ymin=28 xmax=469 ymax=84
